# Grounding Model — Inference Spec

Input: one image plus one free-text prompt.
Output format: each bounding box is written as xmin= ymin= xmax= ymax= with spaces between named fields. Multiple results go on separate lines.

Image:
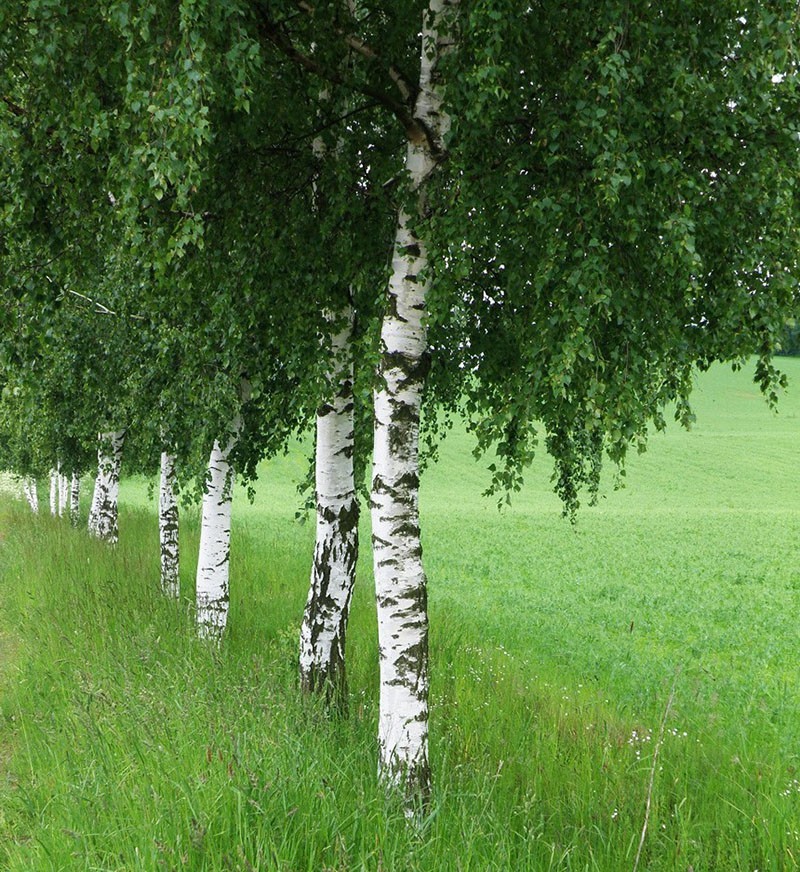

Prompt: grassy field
xmin=1 ymin=361 xmax=799 ymax=870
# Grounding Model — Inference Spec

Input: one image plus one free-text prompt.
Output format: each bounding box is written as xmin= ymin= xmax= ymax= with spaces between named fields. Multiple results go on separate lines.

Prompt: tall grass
xmin=1 ymin=363 xmax=799 ymax=869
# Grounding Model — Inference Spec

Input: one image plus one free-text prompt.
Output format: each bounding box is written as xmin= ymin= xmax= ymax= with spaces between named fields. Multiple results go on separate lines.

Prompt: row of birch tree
xmin=2 ymin=0 xmax=800 ymax=805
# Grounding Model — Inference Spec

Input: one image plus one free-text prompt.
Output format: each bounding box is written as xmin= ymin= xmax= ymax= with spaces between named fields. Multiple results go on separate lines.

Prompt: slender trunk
xmin=299 ymin=306 xmax=359 ymax=710
xmin=371 ymin=0 xmax=458 ymax=803
xmin=371 ymin=212 xmax=432 ymax=801
xmin=196 ymin=421 xmax=240 ymax=637
xmin=70 ymin=472 xmax=80 ymax=526
xmin=58 ymin=469 xmax=68 ymax=517
xmin=49 ymin=469 xmax=58 ymax=516
xmin=23 ymin=477 xmax=39 ymax=514
xmin=159 ymin=451 xmax=180 ymax=598
xmin=87 ymin=430 xmax=125 ymax=544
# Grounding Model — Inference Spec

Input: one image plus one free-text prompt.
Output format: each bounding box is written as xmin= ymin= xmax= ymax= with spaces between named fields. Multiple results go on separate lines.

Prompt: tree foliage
xmin=426 ymin=1 xmax=800 ymax=511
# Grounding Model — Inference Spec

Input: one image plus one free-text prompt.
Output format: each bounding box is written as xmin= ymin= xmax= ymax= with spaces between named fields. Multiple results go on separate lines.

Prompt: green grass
xmin=1 ymin=361 xmax=800 ymax=870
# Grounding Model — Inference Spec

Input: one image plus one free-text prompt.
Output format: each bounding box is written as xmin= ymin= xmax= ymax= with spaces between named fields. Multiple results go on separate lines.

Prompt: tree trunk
xmin=371 ymin=0 xmax=458 ymax=804
xmin=49 ymin=469 xmax=58 ymax=516
xmin=299 ymin=305 xmax=359 ymax=710
xmin=70 ymin=472 xmax=80 ymax=526
xmin=87 ymin=430 xmax=125 ymax=543
xmin=159 ymin=451 xmax=180 ymax=598
xmin=196 ymin=427 xmax=239 ymax=637
xmin=57 ymin=468 xmax=68 ymax=517
xmin=22 ymin=477 xmax=39 ymax=513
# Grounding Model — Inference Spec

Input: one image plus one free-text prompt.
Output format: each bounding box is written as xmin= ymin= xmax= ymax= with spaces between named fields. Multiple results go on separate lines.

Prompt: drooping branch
xmin=295 ymin=0 xmax=418 ymax=105
xmin=254 ymin=5 xmax=434 ymax=148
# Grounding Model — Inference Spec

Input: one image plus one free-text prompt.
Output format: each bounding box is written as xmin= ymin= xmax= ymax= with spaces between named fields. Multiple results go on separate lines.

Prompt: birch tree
xmin=48 ymin=470 xmax=58 ymax=517
xmin=87 ymin=430 xmax=126 ymax=544
xmin=69 ymin=472 xmax=80 ymax=526
xmin=22 ymin=478 xmax=39 ymax=514
xmin=196 ymin=425 xmax=240 ymax=636
xmin=299 ymin=305 xmax=359 ymax=705
xmin=362 ymin=0 xmax=458 ymax=800
xmin=159 ymin=451 xmax=180 ymax=597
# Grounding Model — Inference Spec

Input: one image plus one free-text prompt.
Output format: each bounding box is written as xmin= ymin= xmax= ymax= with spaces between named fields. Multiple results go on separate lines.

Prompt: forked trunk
xmin=196 ymin=425 xmax=239 ymax=637
xmin=371 ymin=0 xmax=458 ymax=804
xmin=299 ymin=306 xmax=359 ymax=710
xmin=87 ymin=431 xmax=125 ymax=543
xmin=159 ymin=451 xmax=180 ymax=598
xmin=22 ymin=477 xmax=39 ymax=514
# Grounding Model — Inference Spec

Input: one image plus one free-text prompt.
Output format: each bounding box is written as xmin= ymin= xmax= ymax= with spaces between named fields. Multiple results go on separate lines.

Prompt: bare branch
xmin=254 ymin=5 xmax=429 ymax=145
xmin=66 ymin=289 xmax=118 ymax=316
xmin=295 ymin=0 xmax=417 ymax=105
xmin=65 ymin=289 xmax=146 ymax=321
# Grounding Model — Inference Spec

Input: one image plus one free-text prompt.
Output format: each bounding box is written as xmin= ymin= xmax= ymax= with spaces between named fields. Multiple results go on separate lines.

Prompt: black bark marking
xmin=383 ymin=350 xmax=431 ymax=384
xmin=301 ymin=492 xmax=360 ymax=714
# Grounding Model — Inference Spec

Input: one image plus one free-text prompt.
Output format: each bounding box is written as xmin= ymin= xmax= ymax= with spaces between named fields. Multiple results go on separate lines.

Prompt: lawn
xmin=0 ymin=361 xmax=798 ymax=870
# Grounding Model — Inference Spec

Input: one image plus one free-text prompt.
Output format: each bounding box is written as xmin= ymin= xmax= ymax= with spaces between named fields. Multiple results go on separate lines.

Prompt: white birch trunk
xmin=22 ymin=477 xmax=39 ymax=514
xmin=70 ymin=472 xmax=80 ymax=526
xmin=299 ymin=306 xmax=359 ymax=709
xmin=87 ymin=430 xmax=125 ymax=543
xmin=49 ymin=469 xmax=58 ymax=516
xmin=371 ymin=0 xmax=458 ymax=803
xmin=58 ymin=470 xmax=69 ymax=517
xmin=159 ymin=451 xmax=180 ymax=598
xmin=196 ymin=417 xmax=241 ymax=637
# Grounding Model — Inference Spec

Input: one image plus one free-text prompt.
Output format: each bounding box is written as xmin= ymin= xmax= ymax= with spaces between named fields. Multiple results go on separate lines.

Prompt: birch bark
xmin=70 ymin=472 xmax=80 ymax=526
xmin=87 ymin=430 xmax=125 ymax=543
xmin=196 ymin=420 xmax=240 ymax=637
xmin=371 ymin=0 xmax=458 ymax=801
xmin=298 ymin=73 xmax=360 ymax=708
xmin=299 ymin=306 xmax=358 ymax=709
xmin=49 ymin=469 xmax=58 ymax=516
xmin=23 ymin=477 xmax=39 ymax=513
xmin=159 ymin=451 xmax=180 ymax=598
xmin=58 ymin=470 xmax=68 ymax=517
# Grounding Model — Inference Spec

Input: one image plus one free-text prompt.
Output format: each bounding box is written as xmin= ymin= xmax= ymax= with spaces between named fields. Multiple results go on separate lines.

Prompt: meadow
xmin=0 ymin=361 xmax=799 ymax=870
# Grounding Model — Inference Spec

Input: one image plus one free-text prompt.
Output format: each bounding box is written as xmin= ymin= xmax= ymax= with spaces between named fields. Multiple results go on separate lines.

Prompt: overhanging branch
xmin=295 ymin=0 xmax=417 ymax=105
xmin=254 ymin=5 xmax=431 ymax=147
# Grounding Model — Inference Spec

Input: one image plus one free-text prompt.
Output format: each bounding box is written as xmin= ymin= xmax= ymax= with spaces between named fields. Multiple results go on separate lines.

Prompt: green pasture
xmin=0 ymin=361 xmax=798 ymax=870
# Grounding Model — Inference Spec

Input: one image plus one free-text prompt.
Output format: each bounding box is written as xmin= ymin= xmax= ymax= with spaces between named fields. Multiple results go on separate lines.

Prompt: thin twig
xmin=295 ymin=0 xmax=417 ymax=104
xmin=67 ymin=289 xmax=118 ymax=316
xmin=632 ymin=667 xmax=681 ymax=872
xmin=254 ymin=4 xmax=427 ymax=146
xmin=66 ymin=289 xmax=146 ymax=321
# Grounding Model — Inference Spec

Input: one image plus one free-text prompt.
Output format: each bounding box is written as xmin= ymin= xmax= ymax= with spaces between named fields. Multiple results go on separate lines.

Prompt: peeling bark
xmin=87 ymin=430 xmax=125 ymax=544
xmin=159 ymin=451 xmax=180 ymax=598
xmin=299 ymin=305 xmax=359 ymax=710
xmin=371 ymin=0 xmax=459 ymax=803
